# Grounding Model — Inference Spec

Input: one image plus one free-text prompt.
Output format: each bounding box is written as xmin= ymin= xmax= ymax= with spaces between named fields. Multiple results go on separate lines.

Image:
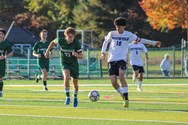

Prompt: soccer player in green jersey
xmin=32 ymin=29 xmax=52 ymax=91
xmin=0 ymin=28 xmax=13 ymax=97
xmin=45 ymin=27 xmax=83 ymax=107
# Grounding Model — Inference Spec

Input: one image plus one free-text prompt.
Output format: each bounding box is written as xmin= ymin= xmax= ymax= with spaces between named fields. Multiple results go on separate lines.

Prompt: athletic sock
xmin=122 ymin=87 xmax=128 ymax=100
xmin=43 ymin=81 xmax=47 ymax=87
xmin=116 ymin=87 xmax=123 ymax=96
xmin=65 ymin=87 xmax=70 ymax=97
xmin=138 ymin=81 xmax=142 ymax=88
xmin=73 ymin=91 xmax=78 ymax=98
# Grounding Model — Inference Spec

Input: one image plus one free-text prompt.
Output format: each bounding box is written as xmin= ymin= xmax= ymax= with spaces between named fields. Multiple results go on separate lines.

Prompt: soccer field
xmin=0 ymin=79 xmax=188 ymax=125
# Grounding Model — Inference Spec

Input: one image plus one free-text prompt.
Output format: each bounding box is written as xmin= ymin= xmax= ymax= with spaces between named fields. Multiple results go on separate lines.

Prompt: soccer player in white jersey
xmin=126 ymin=40 xmax=148 ymax=91
xmin=101 ymin=17 xmax=161 ymax=108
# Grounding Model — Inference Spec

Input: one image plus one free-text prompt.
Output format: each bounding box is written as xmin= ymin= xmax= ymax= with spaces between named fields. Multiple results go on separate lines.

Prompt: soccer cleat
xmin=35 ymin=74 xmax=39 ymax=83
xmin=44 ymin=87 xmax=48 ymax=91
xmin=137 ymin=87 xmax=143 ymax=91
xmin=123 ymin=100 xmax=129 ymax=108
xmin=73 ymin=97 xmax=78 ymax=107
xmin=64 ymin=97 xmax=70 ymax=105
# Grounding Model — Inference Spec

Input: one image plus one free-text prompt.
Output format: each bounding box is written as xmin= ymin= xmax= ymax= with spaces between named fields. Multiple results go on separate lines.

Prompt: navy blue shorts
xmin=108 ymin=60 xmax=127 ymax=76
xmin=132 ymin=65 xmax=144 ymax=73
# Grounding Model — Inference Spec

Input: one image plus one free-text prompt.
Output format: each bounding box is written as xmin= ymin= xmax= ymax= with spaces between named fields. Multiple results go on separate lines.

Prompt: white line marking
xmin=4 ymin=84 xmax=188 ymax=87
xmin=0 ymin=114 xmax=188 ymax=124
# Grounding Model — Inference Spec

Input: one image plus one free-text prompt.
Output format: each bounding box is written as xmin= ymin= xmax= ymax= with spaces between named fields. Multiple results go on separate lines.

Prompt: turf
xmin=0 ymin=79 xmax=188 ymax=125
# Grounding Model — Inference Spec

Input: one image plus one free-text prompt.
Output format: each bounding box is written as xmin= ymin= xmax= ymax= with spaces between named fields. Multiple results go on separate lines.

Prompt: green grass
xmin=0 ymin=79 xmax=188 ymax=125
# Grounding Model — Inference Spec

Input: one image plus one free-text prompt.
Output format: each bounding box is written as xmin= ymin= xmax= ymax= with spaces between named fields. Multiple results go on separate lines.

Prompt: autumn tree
xmin=139 ymin=0 xmax=188 ymax=32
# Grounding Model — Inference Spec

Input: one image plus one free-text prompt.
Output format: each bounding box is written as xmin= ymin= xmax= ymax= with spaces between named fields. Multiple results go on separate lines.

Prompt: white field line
xmin=1 ymin=98 xmax=188 ymax=105
xmin=0 ymin=113 xmax=188 ymax=124
xmin=5 ymin=83 xmax=188 ymax=87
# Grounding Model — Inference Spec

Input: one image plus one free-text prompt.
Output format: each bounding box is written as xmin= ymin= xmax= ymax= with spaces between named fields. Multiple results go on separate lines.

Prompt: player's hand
xmin=37 ymin=54 xmax=42 ymax=58
xmin=72 ymin=51 xmax=78 ymax=58
xmin=0 ymin=56 xmax=5 ymax=60
xmin=44 ymin=52 xmax=49 ymax=58
xmin=101 ymin=53 xmax=106 ymax=60
xmin=156 ymin=41 xmax=161 ymax=47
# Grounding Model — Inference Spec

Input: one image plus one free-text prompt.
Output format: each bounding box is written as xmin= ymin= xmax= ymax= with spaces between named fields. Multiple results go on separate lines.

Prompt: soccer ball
xmin=88 ymin=90 xmax=100 ymax=102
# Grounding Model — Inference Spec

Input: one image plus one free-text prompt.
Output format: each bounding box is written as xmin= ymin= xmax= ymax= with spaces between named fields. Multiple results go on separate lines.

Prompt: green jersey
xmin=0 ymin=40 xmax=12 ymax=62
xmin=32 ymin=40 xmax=51 ymax=61
xmin=55 ymin=37 xmax=82 ymax=64
xmin=0 ymin=40 xmax=12 ymax=77
xmin=32 ymin=40 xmax=51 ymax=71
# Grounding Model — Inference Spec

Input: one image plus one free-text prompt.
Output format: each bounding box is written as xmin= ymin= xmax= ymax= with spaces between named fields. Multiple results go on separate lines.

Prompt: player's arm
xmin=4 ymin=52 xmax=13 ymax=59
xmin=101 ymin=35 xmax=110 ymax=60
xmin=126 ymin=47 xmax=130 ymax=65
xmin=32 ymin=51 xmax=41 ymax=58
xmin=44 ymin=40 xmax=56 ymax=58
xmin=145 ymin=53 xmax=149 ymax=60
xmin=138 ymin=38 xmax=161 ymax=47
xmin=72 ymin=49 xmax=83 ymax=59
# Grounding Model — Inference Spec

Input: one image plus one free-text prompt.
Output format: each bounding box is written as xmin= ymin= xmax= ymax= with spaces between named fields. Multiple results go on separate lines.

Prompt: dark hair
xmin=0 ymin=28 xmax=6 ymax=35
xmin=114 ymin=17 xmax=126 ymax=26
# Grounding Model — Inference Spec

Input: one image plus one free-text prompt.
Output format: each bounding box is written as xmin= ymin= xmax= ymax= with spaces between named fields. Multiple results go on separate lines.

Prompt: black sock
xmin=0 ymin=80 xmax=3 ymax=91
xmin=123 ymin=93 xmax=128 ymax=100
xmin=74 ymin=92 xmax=78 ymax=98
xmin=43 ymin=81 xmax=47 ymax=87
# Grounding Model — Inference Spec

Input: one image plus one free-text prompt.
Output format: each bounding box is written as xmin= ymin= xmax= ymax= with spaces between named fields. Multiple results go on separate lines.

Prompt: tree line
xmin=0 ymin=0 xmax=187 ymax=47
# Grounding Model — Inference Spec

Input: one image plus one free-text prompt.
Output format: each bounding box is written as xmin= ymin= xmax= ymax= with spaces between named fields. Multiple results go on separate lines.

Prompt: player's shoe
xmin=137 ymin=87 xmax=143 ymax=91
xmin=123 ymin=100 xmax=129 ymax=108
xmin=64 ymin=97 xmax=70 ymax=105
xmin=35 ymin=74 xmax=39 ymax=83
xmin=73 ymin=97 xmax=78 ymax=107
xmin=44 ymin=87 xmax=48 ymax=91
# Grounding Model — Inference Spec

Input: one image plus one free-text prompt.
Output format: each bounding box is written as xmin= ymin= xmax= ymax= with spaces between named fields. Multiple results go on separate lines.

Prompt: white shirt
xmin=101 ymin=30 xmax=156 ymax=62
xmin=127 ymin=42 xmax=147 ymax=66
xmin=160 ymin=59 xmax=170 ymax=71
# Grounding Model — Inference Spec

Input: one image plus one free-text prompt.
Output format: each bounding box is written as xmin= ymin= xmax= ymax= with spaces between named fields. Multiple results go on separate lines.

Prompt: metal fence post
xmin=27 ymin=48 xmax=31 ymax=79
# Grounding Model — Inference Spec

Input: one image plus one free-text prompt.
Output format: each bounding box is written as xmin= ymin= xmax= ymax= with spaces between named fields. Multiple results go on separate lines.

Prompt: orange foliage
xmin=139 ymin=0 xmax=188 ymax=31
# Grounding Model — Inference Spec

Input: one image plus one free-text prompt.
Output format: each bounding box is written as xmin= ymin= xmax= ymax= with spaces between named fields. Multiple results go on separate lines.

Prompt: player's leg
xmin=118 ymin=61 xmax=129 ymax=108
xmin=137 ymin=66 xmax=144 ymax=91
xmin=72 ymin=78 xmax=78 ymax=107
xmin=137 ymin=73 xmax=143 ymax=91
xmin=119 ymin=69 xmax=129 ymax=108
xmin=108 ymin=62 xmax=123 ymax=96
xmin=62 ymin=69 xmax=71 ymax=105
xmin=41 ymin=69 xmax=48 ymax=91
xmin=0 ymin=77 xmax=3 ymax=97
xmin=132 ymin=65 xmax=139 ymax=83
xmin=0 ymin=64 xmax=5 ymax=97
xmin=71 ymin=65 xmax=79 ymax=107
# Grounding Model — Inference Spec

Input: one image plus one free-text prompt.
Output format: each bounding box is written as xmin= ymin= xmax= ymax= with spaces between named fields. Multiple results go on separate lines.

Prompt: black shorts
xmin=108 ymin=60 xmax=127 ymax=76
xmin=132 ymin=65 xmax=144 ymax=73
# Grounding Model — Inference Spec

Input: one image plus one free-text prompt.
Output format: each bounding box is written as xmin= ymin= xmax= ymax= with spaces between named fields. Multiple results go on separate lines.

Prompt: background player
xmin=0 ymin=28 xmax=13 ymax=97
xmin=126 ymin=40 xmax=148 ymax=91
xmin=32 ymin=29 xmax=52 ymax=91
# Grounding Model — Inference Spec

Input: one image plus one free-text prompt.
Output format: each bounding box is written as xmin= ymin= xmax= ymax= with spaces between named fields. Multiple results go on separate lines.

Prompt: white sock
xmin=138 ymin=81 xmax=142 ymax=88
xmin=122 ymin=87 xmax=128 ymax=93
xmin=116 ymin=87 xmax=123 ymax=95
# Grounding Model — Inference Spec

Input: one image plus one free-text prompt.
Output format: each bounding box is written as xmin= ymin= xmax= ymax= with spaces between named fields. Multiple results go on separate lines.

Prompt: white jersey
xmin=101 ymin=30 xmax=156 ymax=62
xmin=127 ymin=42 xmax=147 ymax=66
xmin=160 ymin=59 xmax=170 ymax=71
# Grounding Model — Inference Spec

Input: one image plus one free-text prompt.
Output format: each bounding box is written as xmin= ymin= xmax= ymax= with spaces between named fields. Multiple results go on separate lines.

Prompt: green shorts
xmin=38 ymin=59 xmax=49 ymax=72
xmin=61 ymin=62 xmax=79 ymax=79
